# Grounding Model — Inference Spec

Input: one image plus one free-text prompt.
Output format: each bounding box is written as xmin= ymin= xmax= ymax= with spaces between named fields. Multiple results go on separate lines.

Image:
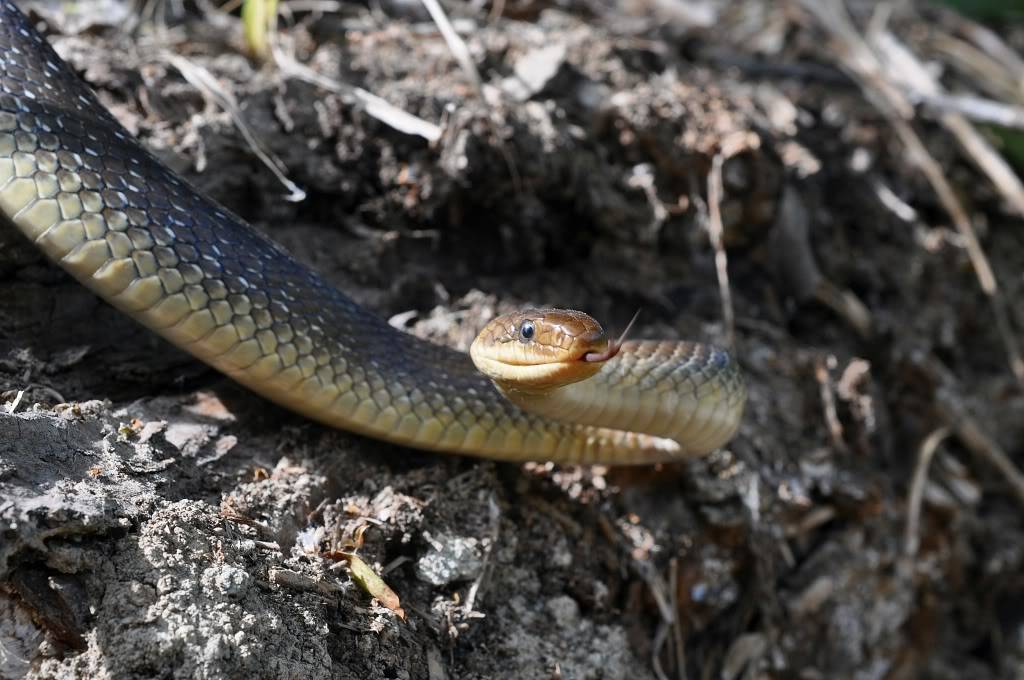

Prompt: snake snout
xmin=470 ymin=308 xmax=613 ymax=391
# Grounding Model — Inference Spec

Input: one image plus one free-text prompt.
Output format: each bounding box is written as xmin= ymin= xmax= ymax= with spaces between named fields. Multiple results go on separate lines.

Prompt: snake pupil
xmin=519 ymin=321 xmax=535 ymax=342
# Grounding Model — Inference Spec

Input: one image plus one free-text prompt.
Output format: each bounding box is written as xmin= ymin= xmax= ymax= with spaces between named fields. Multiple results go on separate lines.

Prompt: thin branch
xmin=163 ymin=53 xmax=306 ymax=201
xmin=418 ymin=0 xmax=521 ymax=191
xmin=706 ymin=152 xmax=736 ymax=349
xmin=946 ymin=11 xmax=1024 ymax=91
xmin=814 ymin=356 xmax=847 ymax=454
xmin=914 ymin=91 xmax=1024 ymax=130
xmin=800 ymin=0 xmax=1024 ymax=387
xmin=419 ymin=0 xmax=483 ymax=92
xmin=936 ymin=393 xmax=1024 ymax=508
xmin=870 ymin=31 xmax=1024 ymax=219
xmin=904 ymin=426 xmax=951 ymax=558
xmin=273 ymin=51 xmax=442 ymax=143
xmin=668 ymin=557 xmax=686 ymax=680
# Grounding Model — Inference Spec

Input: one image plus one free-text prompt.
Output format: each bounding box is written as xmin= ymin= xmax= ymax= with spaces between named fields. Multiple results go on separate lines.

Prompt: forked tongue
xmin=582 ymin=309 xmax=641 ymax=363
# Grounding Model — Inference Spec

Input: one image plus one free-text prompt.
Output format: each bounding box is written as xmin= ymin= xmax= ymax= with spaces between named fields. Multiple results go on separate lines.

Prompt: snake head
xmin=469 ymin=308 xmax=613 ymax=393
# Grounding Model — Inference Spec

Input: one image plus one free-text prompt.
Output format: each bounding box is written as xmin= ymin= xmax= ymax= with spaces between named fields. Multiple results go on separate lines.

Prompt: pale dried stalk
xmin=419 ymin=0 xmax=483 ymax=92
xmin=870 ymin=31 xmax=1024 ymax=218
xmin=164 ymin=54 xmax=306 ymax=201
xmin=915 ymin=92 xmax=1024 ymax=130
xmin=706 ymin=152 xmax=736 ymax=349
xmin=936 ymin=396 xmax=1024 ymax=508
xmin=272 ymin=52 xmax=442 ymax=143
xmin=800 ymin=0 xmax=1024 ymax=386
xmin=904 ymin=426 xmax=951 ymax=558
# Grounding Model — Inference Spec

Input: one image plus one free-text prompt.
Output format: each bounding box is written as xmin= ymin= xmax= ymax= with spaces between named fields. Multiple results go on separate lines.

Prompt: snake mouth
xmin=580 ymin=344 xmax=621 ymax=363
xmin=469 ymin=308 xmax=639 ymax=391
xmin=580 ymin=309 xmax=639 ymax=363
xmin=470 ymin=346 xmax=608 ymax=392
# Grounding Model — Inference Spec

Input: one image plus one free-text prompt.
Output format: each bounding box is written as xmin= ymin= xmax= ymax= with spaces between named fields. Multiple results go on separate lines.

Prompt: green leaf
xmin=241 ymin=0 xmax=278 ymax=60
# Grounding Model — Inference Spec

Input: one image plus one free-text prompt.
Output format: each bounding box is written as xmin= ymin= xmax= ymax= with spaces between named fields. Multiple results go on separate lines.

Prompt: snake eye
xmin=518 ymin=320 xmax=535 ymax=343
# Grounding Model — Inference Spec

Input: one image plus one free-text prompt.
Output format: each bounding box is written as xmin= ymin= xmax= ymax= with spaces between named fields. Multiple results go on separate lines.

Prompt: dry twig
xmin=904 ymin=426 xmax=951 ymax=558
xmin=915 ymin=92 xmax=1024 ymax=130
xmin=800 ymin=0 xmax=1024 ymax=387
xmin=418 ymin=0 xmax=521 ymax=190
xmin=769 ymin=184 xmax=872 ymax=338
xmin=706 ymin=152 xmax=736 ymax=349
xmin=870 ymin=30 xmax=1024 ymax=218
xmin=935 ymin=391 xmax=1024 ymax=508
xmin=272 ymin=52 xmax=443 ymax=143
xmin=668 ymin=557 xmax=686 ymax=680
xmin=938 ymin=12 xmax=1024 ymax=100
xmin=163 ymin=53 xmax=306 ymax=201
xmin=419 ymin=0 xmax=483 ymax=91
xmin=651 ymin=620 xmax=672 ymax=680
xmin=814 ymin=356 xmax=847 ymax=454
xmin=911 ymin=352 xmax=1024 ymax=508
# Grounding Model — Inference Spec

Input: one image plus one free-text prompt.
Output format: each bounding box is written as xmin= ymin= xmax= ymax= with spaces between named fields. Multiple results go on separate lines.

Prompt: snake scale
xmin=0 ymin=1 xmax=745 ymax=464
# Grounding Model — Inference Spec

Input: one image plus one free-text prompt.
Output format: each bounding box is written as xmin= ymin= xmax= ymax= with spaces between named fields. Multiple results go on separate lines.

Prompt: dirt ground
xmin=3 ymin=0 xmax=1024 ymax=678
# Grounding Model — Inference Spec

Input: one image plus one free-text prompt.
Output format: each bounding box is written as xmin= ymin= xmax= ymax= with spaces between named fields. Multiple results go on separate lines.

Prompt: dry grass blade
xmin=206 ymin=0 xmax=442 ymax=142
xmin=870 ymin=31 xmax=1024 ymax=218
xmin=814 ymin=356 xmax=847 ymax=454
xmin=927 ymin=33 xmax=1023 ymax=103
xmin=706 ymin=152 xmax=736 ymax=350
xmin=347 ymin=553 xmax=406 ymax=619
xmin=935 ymin=391 xmax=1024 ymax=508
xmin=419 ymin=0 xmax=483 ymax=92
xmin=460 ymin=496 xmax=500 ymax=617
xmin=812 ymin=282 xmax=873 ymax=340
xmin=915 ymin=92 xmax=1024 ymax=130
xmin=163 ymin=53 xmax=306 ymax=201
xmin=799 ymin=0 xmax=1024 ymax=387
xmin=651 ymin=620 xmax=672 ymax=680
xmin=908 ymin=353 xmax=1024 ymax=508
xmin=417 ymin=0 xmax=521 ymax=190
xmin=668 ymin=557 xmax=686 ymax=680
xmin=904 ymin=426 xmax=951 ymax=558
xmin=944 ymin=12 xmax=1024 ymax=92
xmin=272 ymin=52 xmax=442 ymax=143
xmin=641 ymin=561 xmax=676 ymax=680
xmin=4 ymin=389 xmax=23 ymax=414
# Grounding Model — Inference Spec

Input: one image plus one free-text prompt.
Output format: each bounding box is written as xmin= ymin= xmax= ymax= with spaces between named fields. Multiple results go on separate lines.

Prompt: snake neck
xmin=493 ymin=341 xmax=746 ymax=456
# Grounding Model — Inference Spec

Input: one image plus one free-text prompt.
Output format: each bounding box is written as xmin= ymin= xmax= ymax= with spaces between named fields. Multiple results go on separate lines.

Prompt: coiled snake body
xmin=0 ymin=2 xmax=745 ymax=464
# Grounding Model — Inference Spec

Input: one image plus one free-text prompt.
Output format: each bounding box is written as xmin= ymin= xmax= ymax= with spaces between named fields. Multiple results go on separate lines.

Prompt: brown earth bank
xmin=3 ymin=0 xmax=1024 ymax=678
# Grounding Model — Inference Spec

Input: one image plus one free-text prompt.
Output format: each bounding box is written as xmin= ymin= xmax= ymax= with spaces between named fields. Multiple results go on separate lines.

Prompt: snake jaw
xmin=468 ymin=350 xmax=606 ymax=394
xmin=469 ymin=308 xmax=620 ymax=394
xmin=470 ymin=307 xmax=642 ymax=395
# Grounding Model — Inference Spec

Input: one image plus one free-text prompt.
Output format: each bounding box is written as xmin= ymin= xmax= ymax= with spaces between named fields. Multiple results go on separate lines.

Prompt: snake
xmin=0 ymin=1 xmax=745 ymax=465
